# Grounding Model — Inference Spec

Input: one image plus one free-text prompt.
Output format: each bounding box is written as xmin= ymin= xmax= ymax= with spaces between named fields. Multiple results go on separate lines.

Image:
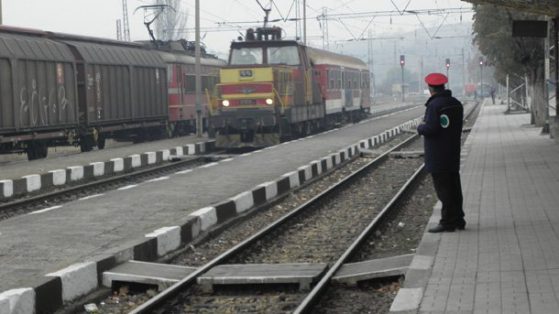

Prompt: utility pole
xmin=400 ymin=55 xmax=405 ymax=103
xmin=122 ymin=0 xmax=131 ymax=41
xmin=303 ymin=0 xmax=306 ymax=45
xmin=0 ymin=0 xmax=3 ymax=25
xmin=295 ymin=0 xmax=300 ymax=40
xmin=195 ymin=0 xmax=202 ymax=137
xmin=321 ymin=7 xmax=329 ymax=50
xmin=543 ymin=18 xmax=552 ymax=134
xmin=555 ymin=18 xmax=559 ymax=130
xmin=461 ymin=48 xmax=466 ymax=96
xmin=116 ymin=20 xmax=123 ymax=41
xmin=479 ymin=57 xmax=484 ymax=99
xmin=418 ymin=57 xmax=423 ymax=94
xmin=368 ymin=29 xmax=374 ymax=97
xmin=446 ymin=58 xmax=450 ymax=86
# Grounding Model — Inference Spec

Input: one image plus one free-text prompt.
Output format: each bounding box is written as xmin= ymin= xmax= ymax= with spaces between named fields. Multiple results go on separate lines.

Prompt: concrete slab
xmin=197 ymin=263 xmax=328 ymax=292
xmin=332 ymin=254 xmax=414 ymax=285
xmin=102 ymin=261 xmax=196 ymax=290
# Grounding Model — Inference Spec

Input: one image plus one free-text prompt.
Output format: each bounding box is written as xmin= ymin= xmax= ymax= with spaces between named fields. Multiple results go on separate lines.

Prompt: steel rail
xmin=131 ymin=133 xmax=419 ymax=314
xmin=293 ymin=99 xmax=480 ymax=312
xmin=294 ymin=163 xmax=425 ymax=313
xmin=293 ymin=101 xmax=480 ymax=312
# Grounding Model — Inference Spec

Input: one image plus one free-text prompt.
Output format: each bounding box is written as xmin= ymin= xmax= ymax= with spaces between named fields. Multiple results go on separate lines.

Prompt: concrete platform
xmin=197 ymin=263 xmax=328 ymax=292
xmin=0 ymin=106 xmax=428 ymax=313
xmin=391 ymin=102 xmax=559 ymax=313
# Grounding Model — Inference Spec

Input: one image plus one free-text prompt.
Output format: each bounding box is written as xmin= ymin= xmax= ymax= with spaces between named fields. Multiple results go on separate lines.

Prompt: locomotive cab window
xmin=267 ymin=46 xmax=300 ymax=65
xmin=230 ymin=48 xmax=263 ymax=65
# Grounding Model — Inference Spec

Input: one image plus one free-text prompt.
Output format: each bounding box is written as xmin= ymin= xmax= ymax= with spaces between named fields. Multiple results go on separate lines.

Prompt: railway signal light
xmin=445 ymin=58 xmax=450 ymax=68
xmin=400 ymin=55 xmax=405 ymax=67
xmin=479 ymin=57 xmax=484 ymax=66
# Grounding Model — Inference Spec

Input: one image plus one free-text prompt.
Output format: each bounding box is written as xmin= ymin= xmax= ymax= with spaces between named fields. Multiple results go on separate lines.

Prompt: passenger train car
xmin=0 ymin=26 xmax=222 ymax=160
xmin=150 ymin=40 xmax=224 ymax=136
xmin=209 ymin=27 xmax=370 ymax=148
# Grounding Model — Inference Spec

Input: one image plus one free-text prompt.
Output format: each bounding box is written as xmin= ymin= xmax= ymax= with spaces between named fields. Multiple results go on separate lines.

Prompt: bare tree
xmin=154 ymin=0 xmax=188 ymax=41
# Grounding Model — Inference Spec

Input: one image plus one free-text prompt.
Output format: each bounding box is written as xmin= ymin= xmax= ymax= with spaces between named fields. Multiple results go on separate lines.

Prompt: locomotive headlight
xmin=265 ymin=98 xmax=274 ymax=105
xmin=222 ymin=100 xmax=230 ymax=107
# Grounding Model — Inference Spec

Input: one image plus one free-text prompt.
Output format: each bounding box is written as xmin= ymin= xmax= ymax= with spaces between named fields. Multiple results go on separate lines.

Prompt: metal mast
xmin=122 ymin=0 xmax=131 ymax=41
xmin=321 ymin=7 xmax=329 ymax=49
xmin=116 ymin=19 xmax=123 ymax=41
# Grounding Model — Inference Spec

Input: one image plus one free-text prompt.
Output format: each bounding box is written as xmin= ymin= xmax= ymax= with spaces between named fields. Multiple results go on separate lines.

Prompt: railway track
xmin=88 ymin=101 xmax=480 ymax=313
xmin=0 ymin=154 xmax=225 ymax=221
xmin=124 ymin=133 xmax=423 ymax=313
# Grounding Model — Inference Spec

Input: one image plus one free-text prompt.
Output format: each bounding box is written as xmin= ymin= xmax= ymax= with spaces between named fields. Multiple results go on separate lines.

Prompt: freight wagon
xmin=0 ymin=26 xmax=225 ymax=160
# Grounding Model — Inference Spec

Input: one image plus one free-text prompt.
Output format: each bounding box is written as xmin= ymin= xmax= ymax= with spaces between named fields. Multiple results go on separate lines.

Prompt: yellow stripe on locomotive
xmin=216 ymin=66 xmax=293 ymax=111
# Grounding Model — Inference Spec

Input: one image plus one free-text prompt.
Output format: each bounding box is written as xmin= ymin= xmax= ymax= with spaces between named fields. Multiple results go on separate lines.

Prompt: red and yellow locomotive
xmin=210 ymin=27 xmax=370 ymax=148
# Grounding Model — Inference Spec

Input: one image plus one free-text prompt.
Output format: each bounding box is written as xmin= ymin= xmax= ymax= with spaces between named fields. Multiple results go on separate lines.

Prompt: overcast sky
xmin=2 ymin=0 xmax=474 ymax=55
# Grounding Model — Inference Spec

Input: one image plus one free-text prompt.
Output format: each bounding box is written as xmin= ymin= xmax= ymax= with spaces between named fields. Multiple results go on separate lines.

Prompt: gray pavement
xmin=0 ymin=107 xmax=425 ymax=293
xmin=395 ymin=102 xmax=559 ymax=314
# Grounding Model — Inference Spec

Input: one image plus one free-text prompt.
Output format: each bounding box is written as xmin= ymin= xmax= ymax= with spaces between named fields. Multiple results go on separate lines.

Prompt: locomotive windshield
xmin=230 ymin=47 xmax=263 ymax=65
xmin=267 ymin=46 xmax=300 ymax=65
xmin=229 ymin=45 xmax=300 ymax=66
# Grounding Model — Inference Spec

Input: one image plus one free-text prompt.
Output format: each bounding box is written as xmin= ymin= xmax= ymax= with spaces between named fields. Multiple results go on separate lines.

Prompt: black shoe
xmin=456 ymin=220 xmax=466 ymax=230
xmin=428 ymin=224 xmax=456 ymax=233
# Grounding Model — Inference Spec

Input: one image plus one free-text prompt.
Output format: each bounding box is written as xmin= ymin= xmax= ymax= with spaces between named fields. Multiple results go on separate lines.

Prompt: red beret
xmin=425 ymin=73 xmax=448 ymax=86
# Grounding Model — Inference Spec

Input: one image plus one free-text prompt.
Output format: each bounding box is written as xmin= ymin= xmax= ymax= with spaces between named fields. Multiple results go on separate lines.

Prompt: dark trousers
xmin=431 ymin=172 xmax=465 ymax=227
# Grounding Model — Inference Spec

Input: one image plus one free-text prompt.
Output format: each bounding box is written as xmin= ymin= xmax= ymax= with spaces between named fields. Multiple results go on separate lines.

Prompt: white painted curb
xmin=0 ymin=180 xmax=13 ymax=198
xmin=46 ymin=262 xmax=97 ymax=302
xmin=90 ymin=162 xmax=105 ymax=177
xmin=231 ymin=191 xmax=254 ymax=213
xmin=22 ymin=175 xmax=41 ymax=192
xmin=298 ymin=165 xmax=312 ymax=182
xmin=258 ymin=181 xmax=278 ymax=200
xmin=174 ymin=146 xmax=184 ymax=157
xmin=161 ymin=149 xmax=171 ymax=161
xmin=111 ymin=158 xmax=124 ymax=173
xmin=145 ymin=152 xmax=157 ymax=165
xmin=186 ymin=144 xmax=196 ymax=155
xmin=129 ymin=154 xmax=141 ymax=168
xmin=145 ymin=226 xmax=181 ymax=256
xmin=190 ymin=207 xmax=217 ymax=231
xmin=282 ymin=171 xmax=300 ymax=188
xmin=49 ymin=170 xmax=66 ymax=186
xmin=0 ymin=288 xmax=35 ymax=314
xmin=68 ymin=166 xmax=84 ymax=181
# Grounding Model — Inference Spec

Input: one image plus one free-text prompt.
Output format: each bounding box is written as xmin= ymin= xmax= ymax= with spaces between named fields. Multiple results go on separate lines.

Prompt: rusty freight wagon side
xmin=54 ymin=33 xmax=169 ymax=151
xmin=0 ymin=26 xmax=79 ymax=160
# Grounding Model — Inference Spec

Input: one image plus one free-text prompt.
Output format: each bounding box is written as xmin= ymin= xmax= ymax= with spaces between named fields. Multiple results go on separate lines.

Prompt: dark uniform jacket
xmin=417 ymin=90 xmax=463 ymax=173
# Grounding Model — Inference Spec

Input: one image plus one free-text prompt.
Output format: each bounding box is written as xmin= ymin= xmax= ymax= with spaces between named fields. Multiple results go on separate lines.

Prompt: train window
xmin=230 ymin=47 xmax=263 ymax=65
xmin=337 ymin=71 xmax=341 ymax=89
xmin=184 ymin=75 xmax=195 ymax=93
xmin=267 ymin=46 xmax=300 ymax=65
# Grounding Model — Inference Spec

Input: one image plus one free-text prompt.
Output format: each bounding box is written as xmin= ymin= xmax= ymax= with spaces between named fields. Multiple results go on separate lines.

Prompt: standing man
xmin=490 ymin=86 xmax=496 ymax=104
xmin=418 ymin=73 xmax=466 ymax=233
